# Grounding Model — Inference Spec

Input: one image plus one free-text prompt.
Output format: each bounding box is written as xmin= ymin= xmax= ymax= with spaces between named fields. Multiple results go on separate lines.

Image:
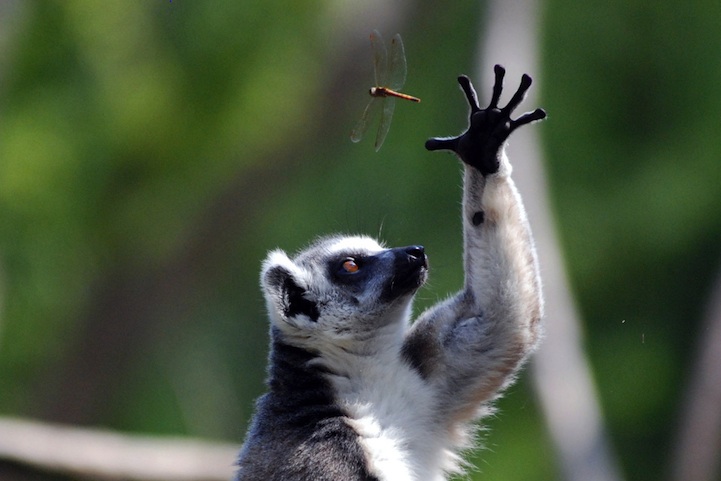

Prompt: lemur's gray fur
xmin=235 ymin=65 xmax=546 ymax=481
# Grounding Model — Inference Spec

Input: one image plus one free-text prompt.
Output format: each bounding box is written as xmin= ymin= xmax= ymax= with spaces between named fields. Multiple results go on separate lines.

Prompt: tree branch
xmin=0 ymin=417 xmax=238 ymax=481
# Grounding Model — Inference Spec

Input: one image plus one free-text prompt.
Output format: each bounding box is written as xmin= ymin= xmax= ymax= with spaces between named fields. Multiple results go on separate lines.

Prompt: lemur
xmin=235 ymin=65 xmax=546 ymax=481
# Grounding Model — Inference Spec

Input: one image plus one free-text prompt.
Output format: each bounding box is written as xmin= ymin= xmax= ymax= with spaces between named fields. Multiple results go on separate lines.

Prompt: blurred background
xmin=0 ymin=1 xmax=720 ymax=480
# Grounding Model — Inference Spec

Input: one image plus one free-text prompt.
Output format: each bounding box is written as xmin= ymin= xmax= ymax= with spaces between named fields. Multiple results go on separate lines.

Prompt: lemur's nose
xmin=405 ymin=246 xmax=425 ymax=258
xmin=405 ymin=246 xmax=427 ymax=267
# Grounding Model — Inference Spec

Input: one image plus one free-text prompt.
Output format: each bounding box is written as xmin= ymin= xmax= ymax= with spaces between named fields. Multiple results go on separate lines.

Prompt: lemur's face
xmin=261 ymin=236 xmax=428 ymax=342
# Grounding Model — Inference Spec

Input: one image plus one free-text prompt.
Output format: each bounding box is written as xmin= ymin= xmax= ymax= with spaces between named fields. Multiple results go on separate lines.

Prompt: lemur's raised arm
xmin=404 ymin=64 xmax=545 ymax=436
xmin=235 ymin=65 xmax=545 ymax=481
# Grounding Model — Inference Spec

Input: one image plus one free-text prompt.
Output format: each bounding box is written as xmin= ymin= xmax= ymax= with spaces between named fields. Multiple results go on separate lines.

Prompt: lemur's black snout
xmin=381 ymin=245 xmax=428 ymax=302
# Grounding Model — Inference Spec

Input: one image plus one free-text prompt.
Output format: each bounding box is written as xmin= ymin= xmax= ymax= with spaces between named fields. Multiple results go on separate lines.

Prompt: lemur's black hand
xmin=425 ymin=65 xmax=546 ymax=175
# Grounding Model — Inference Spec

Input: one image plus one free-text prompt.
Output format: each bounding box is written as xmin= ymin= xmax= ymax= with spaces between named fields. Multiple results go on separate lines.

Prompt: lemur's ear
xmin=262 ymin=251 xmax=320 ymax=323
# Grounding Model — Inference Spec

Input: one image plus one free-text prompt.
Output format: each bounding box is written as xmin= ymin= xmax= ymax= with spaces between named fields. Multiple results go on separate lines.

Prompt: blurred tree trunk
xmin=670 ymin=264 xmax=721 ymax=481
xmin=478 ymin=1 xmax=624 ymax=480
xmin=34 ymin=157 xmax=297 ymax=424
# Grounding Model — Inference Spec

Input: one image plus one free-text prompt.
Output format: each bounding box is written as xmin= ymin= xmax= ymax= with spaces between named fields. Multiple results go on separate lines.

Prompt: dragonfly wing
xmin=388 ymin=33 xmax=407 ymax=91
xmin=370 ymin=30 xmax=388 ymax=87
xmin=350 ymin=97 xmax=378 ymax=143
xmin=374 ymin=97 xmax=396 ymax=151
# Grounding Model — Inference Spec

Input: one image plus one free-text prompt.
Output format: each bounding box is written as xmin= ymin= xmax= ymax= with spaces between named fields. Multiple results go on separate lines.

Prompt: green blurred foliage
xmin=544 ymin=0 xmax=721 ymax=479
xmin=0 ymin=1 xmax=719 ymax=480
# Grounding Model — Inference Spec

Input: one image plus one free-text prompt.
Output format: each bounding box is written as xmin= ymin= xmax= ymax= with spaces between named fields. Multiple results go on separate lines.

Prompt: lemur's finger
xmin=488 ymin=65 xmax=505 ymax=110
xmin=511 ymin=108 xmax=547 ymax=130
xmin=503 ymin=74 xmax=533 ymax=115
xmin=425 ymin=137 xmax=459 ymax=152
xmin=457 ymin=76 xmax=481 ymax=113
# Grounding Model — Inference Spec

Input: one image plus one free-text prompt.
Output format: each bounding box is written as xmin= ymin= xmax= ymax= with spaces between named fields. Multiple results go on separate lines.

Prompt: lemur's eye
xmin=341 ymin=258 xmax=360 ymax=273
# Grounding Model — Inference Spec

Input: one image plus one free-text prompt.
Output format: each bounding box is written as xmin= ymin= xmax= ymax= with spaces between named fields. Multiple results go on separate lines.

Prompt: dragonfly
xmin=350 ymin=30 xmax=420 ymax=151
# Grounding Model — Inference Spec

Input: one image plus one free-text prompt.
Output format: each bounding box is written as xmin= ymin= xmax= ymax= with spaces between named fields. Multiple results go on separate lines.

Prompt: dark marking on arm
xmin=472 ymin=211 xmax=484 ymax=226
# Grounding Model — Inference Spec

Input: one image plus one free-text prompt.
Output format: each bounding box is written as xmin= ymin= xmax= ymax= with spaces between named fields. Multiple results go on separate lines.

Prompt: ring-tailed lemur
xmin=235 ymin=65 xmax=546 ymax=481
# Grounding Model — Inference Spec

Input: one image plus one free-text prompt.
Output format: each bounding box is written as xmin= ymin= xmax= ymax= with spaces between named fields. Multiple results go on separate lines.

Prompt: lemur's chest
xmin=326 ymin=355 xmax=450 ymax=481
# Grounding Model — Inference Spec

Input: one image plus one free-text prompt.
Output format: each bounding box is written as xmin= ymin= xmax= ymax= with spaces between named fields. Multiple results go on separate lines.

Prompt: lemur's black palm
xmin=425 ymin=65 xmax=546 ymax=175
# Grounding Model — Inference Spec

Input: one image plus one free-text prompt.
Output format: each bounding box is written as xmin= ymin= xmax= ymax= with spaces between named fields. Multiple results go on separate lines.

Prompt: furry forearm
xmin=461 ymin=155 xmax=543 ymax=349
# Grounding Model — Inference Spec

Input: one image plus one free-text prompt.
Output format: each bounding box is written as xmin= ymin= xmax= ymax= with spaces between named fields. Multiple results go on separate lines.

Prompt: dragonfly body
xmin=351 ymin=31 xmax=420 ymax=151
xmin=369 ymin=86 xmax=421 ymax=103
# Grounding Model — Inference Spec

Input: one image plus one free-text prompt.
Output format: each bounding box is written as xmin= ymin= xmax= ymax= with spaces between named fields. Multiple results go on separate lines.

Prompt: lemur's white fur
xmin=236 ymin=71 xmax=544 ymax=481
